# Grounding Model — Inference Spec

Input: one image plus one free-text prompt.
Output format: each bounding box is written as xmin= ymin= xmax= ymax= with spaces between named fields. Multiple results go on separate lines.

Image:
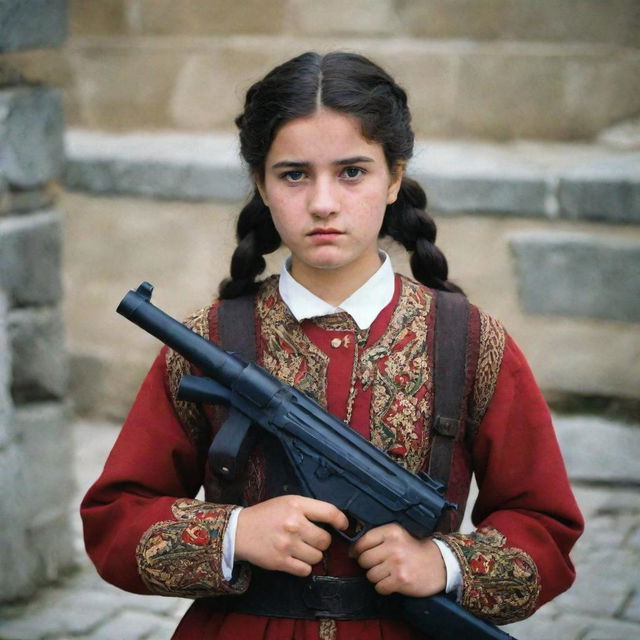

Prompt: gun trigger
xmin=136 ymin=282 xmax=154 ymax=300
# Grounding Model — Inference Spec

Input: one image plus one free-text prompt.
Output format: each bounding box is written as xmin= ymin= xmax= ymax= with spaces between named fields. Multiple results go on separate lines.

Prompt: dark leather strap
xmin=428 ymin=291 xmax=469 ymax=492
xmin=207 ymin=296 xmax=257 ymax=487
xmin=218 ymin=295 xmax=257 ymax=362
xmin=206 ymin=569 xmax=398 ymax=620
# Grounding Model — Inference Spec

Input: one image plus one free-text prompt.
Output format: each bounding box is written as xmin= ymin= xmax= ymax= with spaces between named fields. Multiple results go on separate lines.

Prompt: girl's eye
xmin=342 ymin=166 xmax=365 ymax=180
xmin=282 ymin=170 xmax=306 ymax=182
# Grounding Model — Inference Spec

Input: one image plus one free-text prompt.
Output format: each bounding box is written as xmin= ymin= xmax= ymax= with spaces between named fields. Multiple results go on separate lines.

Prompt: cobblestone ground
xmin=1 ymin=417 xmax=639 ymax=640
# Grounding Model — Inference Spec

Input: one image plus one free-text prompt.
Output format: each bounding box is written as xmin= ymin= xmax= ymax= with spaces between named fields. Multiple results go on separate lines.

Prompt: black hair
xmin=219 ymin=51 xmax=462 ymax=299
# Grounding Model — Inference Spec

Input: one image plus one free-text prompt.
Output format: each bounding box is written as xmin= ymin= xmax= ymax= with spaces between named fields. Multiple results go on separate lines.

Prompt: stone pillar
xmin=0 ymin=0 xmax=73 ymax=603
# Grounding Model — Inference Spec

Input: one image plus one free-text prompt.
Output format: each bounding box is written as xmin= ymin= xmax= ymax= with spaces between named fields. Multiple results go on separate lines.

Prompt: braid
xmin=218 ymin=189 xmax=281 ymax=299
xmin=381 ymin=177 xmax=464 ymax=295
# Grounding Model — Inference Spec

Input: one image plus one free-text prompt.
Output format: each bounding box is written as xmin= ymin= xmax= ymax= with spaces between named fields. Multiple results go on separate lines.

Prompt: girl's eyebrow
xmin=270 ymin=156 xmax=375 ymax=170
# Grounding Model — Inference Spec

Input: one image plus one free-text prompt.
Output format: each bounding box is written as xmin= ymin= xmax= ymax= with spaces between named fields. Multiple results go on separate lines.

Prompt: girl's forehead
xmin=267 ymin=108 xmax=384 ymax=162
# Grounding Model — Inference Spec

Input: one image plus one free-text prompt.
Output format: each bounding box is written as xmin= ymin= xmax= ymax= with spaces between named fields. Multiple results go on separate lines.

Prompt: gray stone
xmin=554 ymin=415 xmax=640 ymax=484
xmin=0 ymin=291 xmax=13 ymax=448
xmin=26 ymin=508 xmax=75 ymax=587
xmin=559 ymin=174 xmax=640 ymax=224
xmin=0 ymin=188 xmax=57 ymax=216
xmin=509 ymin=231 xmax=640 ymax=322
xmin=89 ymin=609 xmax=174 ymax=640
xmin=0 ymin=86 xmax=65 ymax=188
xmin=580 ymin=616 xmax=640 ymax=640
xmin=14 ymin=403 xmax=74 ymax=520
xmin=0 ymin=443 xmax=36 ymax=602
xmin=0 ymin=589 xmax=123 ymax=639
xmin=0 ymin=0 xmax=67 ymax=53
xmin=418 ymin=173 xmax=548 ymax=216
xmin=554 ymin=546 xmax=639 ymax=617
xmin=0 ymin=209 xmax=63 ymax=307
xmin=8 ymin=306 xmax=67 ymax=401
xmin=64 ymin=130 xmax=250 ymax=202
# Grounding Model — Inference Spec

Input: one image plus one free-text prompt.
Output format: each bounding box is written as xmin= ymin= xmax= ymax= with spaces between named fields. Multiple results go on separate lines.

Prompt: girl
xmin=82 ymin=51 xmax=583 ymax=640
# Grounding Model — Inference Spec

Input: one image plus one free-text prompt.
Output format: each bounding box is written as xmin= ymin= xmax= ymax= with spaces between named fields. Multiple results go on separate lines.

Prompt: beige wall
xmin=62 ymin=190 xmax=640 ymax=420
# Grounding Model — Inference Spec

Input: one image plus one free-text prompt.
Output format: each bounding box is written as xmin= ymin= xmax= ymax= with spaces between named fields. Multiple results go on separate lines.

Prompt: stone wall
xmin=0 ymin=0 xmax=74 ymax=603
xmin=3 ymin=0 xmax=639 ymax=141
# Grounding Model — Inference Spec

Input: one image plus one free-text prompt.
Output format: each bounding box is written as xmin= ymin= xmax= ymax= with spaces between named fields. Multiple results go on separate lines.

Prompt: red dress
xmin=81 ymin=275 xmax=583 ymax=639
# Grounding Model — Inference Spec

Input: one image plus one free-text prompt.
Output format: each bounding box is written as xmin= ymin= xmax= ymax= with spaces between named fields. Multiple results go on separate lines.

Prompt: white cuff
xmin=432 ymin=538 xmax=463 ymax=598
xmin=221 ymin=507 xmax=242 ymax=582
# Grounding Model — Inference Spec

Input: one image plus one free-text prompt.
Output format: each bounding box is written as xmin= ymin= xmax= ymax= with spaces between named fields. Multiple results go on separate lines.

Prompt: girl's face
xmin=257 ymin=108 xmax=403 ymax=290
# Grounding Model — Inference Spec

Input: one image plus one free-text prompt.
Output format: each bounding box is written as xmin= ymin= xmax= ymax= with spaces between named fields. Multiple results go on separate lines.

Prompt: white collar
xmin=278 ymin=252 xmax=395 ymax=330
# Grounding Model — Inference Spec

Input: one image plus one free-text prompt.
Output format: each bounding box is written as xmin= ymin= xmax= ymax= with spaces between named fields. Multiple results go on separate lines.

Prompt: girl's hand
xmin=350 ymin=523 xmax=446 ymax=597
xmin=234 ymin=495 xmax=349 ymax=576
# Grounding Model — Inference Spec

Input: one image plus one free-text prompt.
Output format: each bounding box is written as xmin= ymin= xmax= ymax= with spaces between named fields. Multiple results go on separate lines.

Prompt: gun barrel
xmin=117 ymin=284 xmax=245 ymax=384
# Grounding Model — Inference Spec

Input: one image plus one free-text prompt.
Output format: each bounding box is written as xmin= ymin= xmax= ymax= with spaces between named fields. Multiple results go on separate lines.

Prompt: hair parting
xmin=219 ymin=51 xmax=462 ymax=299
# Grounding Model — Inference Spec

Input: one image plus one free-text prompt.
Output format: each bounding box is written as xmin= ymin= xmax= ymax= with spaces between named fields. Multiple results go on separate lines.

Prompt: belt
xmin=206 ymin=568 xmax=399 ymax=620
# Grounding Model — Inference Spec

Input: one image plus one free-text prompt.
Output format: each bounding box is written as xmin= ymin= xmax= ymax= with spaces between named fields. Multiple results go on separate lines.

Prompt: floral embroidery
xmin=470 ymin=311 xmax=506 ymax=428
xmin=359 ymin=278 xmax=434 ymax=473
xmin=136 ymin=499 xmax=249 ymax=598
xmin=257 ymin=277 xmax=329 ymax=406
xmin=256 ymin=276 xmax=435 ymax=474
xmin=165 ymin=305 xmax=213 ymax=448
xmin=434 ymin=526 xmax=540 ymax=624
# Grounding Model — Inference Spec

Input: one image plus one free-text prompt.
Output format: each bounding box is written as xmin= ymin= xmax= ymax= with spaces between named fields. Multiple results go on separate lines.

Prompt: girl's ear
xmin=386 ymin=162 xmax=405 ymax=205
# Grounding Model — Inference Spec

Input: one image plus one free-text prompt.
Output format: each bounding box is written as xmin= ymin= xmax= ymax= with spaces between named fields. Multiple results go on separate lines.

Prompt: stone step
xmin=64 ymin=128 xmax=640 ymax=224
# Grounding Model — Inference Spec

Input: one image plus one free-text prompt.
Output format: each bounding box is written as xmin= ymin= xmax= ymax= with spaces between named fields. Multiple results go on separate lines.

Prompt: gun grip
xmin=208 ymin=408 xmax=255 ymax=480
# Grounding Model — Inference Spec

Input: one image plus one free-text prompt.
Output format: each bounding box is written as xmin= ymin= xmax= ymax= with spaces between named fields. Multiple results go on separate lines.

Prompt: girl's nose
xmin=308 ymin=177 xmax=339 ymax=218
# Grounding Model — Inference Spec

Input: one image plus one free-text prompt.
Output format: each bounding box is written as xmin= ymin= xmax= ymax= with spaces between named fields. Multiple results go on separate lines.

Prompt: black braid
xmin=222 ymin=51 xmax=462 ymax=298
xmin=218 ymin=189 xmax=281 ymax=299
xmin=381 ymin=177 xmax=464 ymax=295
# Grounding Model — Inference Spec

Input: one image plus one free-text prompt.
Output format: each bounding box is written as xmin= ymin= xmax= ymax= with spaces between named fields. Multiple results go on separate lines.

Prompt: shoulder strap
xmin=207 ymin=295 xmax=257 ymax=484
xmin=427 ymin=290 xmax=470 ymax=491
xmin=218 ymin=295 xmax=257 ymax=362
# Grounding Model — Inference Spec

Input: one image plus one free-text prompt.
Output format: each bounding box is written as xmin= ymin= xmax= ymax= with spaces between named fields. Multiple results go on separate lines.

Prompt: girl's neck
xmin=290 ymin=254 xmax=383 ymax=306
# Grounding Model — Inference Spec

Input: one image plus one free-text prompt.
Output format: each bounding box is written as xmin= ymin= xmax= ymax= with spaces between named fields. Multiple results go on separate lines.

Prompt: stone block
xmin=64 ymin=130 xmax=249 ymax=201
xmin=0 ymin=209 xmax=63 ymax=307
xmin=289 ymin=0 xmax=401 ymax=36
xmin=69 ymin=42 xmax=186 ymax=130
xmin=509 ymin=231 xmax=640 ymax=322
xmin=0 ymin=292 xmax=13 ymax=448
xmin=14 ymin=403 xmax=74 ymax=520
xmin=559 ymin=167 xmax=640 ymax=224
xmin=554 ymin=415 xmax=640 ymax=484
xmin=0 ymin=443 xmax=35 ymax=602
xmin=8 ymin=307 xmax=68 ymax=402
xmin=0 ymin=86 xmax=65 ymax=188
xmin=504 ymin=0 xmax=640 ymax=47
xmin=395 ymin=0 xmax=507 ymax=40
xmin=418 ymin=174 xmax=547 ymax=216
xmin=555 ymin=546 xmax=639 ymax=617
xmin=0 ymin=0 xmax=67 ymax=53
xmin=564 ymin=53 xmax=640 ymax=140
xmin=395 ymin=0 xmax=640 ymax=46
xmin=136 ymin=0 xmax=288 ymax=35
xmin=452 ymin=48 xmax=568 ymax=140
xmin=26 ymin=508 xmax=75 ymax=586
xmin=69 ymin=0 xmax=129 ymax=36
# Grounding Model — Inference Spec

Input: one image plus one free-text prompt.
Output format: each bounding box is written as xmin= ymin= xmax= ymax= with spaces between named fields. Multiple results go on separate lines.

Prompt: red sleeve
xmin=80 ymin=350 xmax=249 ymax=597
xmin=436 ymin=334 xmax=584 ymax=624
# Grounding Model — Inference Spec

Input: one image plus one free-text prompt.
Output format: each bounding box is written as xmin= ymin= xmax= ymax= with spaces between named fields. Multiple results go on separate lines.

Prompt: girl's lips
xmin=307 ymin=228 xmax=344 ymax=243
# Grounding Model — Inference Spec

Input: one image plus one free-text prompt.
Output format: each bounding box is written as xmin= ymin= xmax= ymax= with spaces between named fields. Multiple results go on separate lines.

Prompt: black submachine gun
xmin=118 ymin=282 xmax=518 ymax=640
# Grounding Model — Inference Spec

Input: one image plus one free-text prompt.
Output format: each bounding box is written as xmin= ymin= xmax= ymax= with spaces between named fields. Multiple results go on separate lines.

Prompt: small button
xmin=330 ymin=338 xmax=342 ymax=348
